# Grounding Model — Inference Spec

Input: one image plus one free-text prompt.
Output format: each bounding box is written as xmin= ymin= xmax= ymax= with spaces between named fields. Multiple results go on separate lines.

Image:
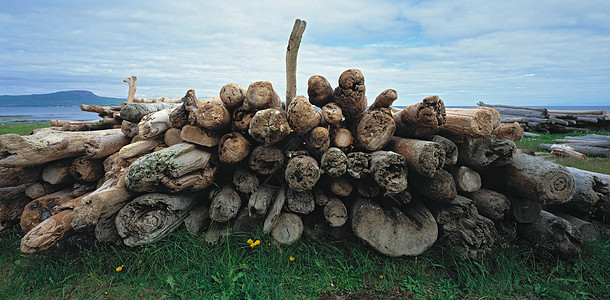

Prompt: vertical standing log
xmin=123 ymin=75 xmax=137 ymax=104
xmin=286 ymin=19 xmax=307 ymax=108
xmin=263 ymin=185 xmax=287 ymax=234
xmin=333 ymin=69 xmax=367 ymax=126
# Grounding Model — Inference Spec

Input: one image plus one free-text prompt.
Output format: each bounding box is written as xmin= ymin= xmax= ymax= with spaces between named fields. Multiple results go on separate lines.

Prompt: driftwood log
xmin=308 ymin=75 xmax=334 ymax=107
xmin=333 ymin=69 xmax=366 ymax=125
xmin=517 ymin=210 xmax=582 ymax=259
xmin=386 ymin=137 xmax=445 ymax=178
xmin=393 ymin=95 xmax=446 ymax=137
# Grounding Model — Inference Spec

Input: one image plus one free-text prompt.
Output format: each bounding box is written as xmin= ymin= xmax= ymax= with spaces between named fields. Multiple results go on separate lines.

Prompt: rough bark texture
xmin=410 ymin=169 xmax=457 ymax=204
xmin=286 ymin=188 xmax=315 ymax=215
xmin=346 ymin=152 xmax=371 ymax=179
xmin=457 ymin=136 xmax=516 ymax=170
xmin=116 ymin=193 xmax=197 ymax=246
xmin=285 ymin=155 xmax=320 ymax=192
xmin=393 ymin=95 xmax=446 ymax=138
xmin=308 ymin=75 xmax=334 ymax=107
xmin=249 ymin=109 xmax=291 ymax=146
xmin=1 ymin=184 xmax=34 ymax=232
xmin=287 ymin=96 xmax=321 ymax=135
xmin=469 ymin=188 xmax=510 ymax=221
xmin=442 ymin=108 xmax=495 ymax=138
xmin=386 ymin=137 xmax=445 ymax=178
xmin=70 ymin=156 xmax=104 ymax=183
xmin=121 ymin=120 xmax=139 ymax=138
xmin=138 ymin=108 xmax=172 ymax=139
xmin=320 ymin=147 xmax=347 ymax=177
xmin=220 ymin=83 xmax=247 ymax=108
xmin=0 ymin=166 xmax=42 ymax=188
xmin=333 ymin=69 xmax=366 ymax=126
xmin=492 ymin=122 xmax=524 ymax=142
xmin=20 ymin=209 xmax=75 ymax=254
xmin=248 ymin=145 xmax=285 ymax=175
xmin=95 ymin=214 xmax=123 ymax=246
xmin=431 ymin=135 xmax=458 ymax=167
xmin=231 ymin=105 xmax=255 ymax=132
xmin=369 ymin=151 xmax=408 ymax=194
xmin=351 ymin=198 xmax=438 ymax=257
xmin=218 ymin=132 xmax=251 ymax=164
xmin=307 ymin=127 xmax=331 ymax=154
xmin=321 ymin=102 xmax=343 ymax=125
xmin=244 ymin=81 xmax=282 ymax=111
xmin=368 ymin=89 xmax=397 ymax=111
xmin=233 ymin=168 xmax=259 ymax=195
xmin=248 ymin=184 xmax=276 ymax=219
xmin=517 ymin=210 xmax=582 ymax=259
xmin=355 ymin=109 xmax=396 ymax=151
xmin=209 ymin=186 xmax=241 ymax=223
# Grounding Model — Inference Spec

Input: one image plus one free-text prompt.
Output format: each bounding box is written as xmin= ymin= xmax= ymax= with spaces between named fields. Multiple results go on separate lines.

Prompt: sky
xmin=0 ymin=0 xmax=609 ymax=106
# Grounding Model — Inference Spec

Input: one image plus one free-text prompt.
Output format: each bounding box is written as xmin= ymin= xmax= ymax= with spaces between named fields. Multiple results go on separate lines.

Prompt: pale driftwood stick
xmin=410 ymin=169 xmax=457 ymax=204
xmin=249 ymin=108 xmax=291 ymax=146
xmin=85 ymin=131 xmax=130 ymax=159
xmin=0 ymin=128 xmax=121 ymax=168
xmin=324 ymin=197 xmax=347 ymax=227
xmin=551 ymin=144 xmax=587 ymax=160
xmin=220 ymin=83 xmax=247 ymax=108
xmin=286 ymin=18 xmax=307 ymax=108
xmin=355 ymin=109 xmax=396 ymax=151
xmin=118 ymin=139 xmax=161 ymax=159
xmin=370 ymin=151 xmax=408 ymax=194
xmin=320 ymin=147 xmax=347 ymax=178
xmin=352 ymin=198 xmax=438 ymax=257
xmin=116 ymin=192 xmax=197 ymax=246
xmin=393 ymin=95 xmax=446 ymax=138
xmin=80 ymin=104 xmax=121 ymax=116
xmin=0 ymin=166 xmax=42 ymax=188
xmin=180 ymin=124 xmax=223 ymax=147
xmin=249 ymin=145 xmax=285 ymax=175
xmin=450 ymin=166 xmax=482 ymax=193
xmin=138 ymin=108 xmax=172 ymax=139
xmin=272 ymin=213 xmax=304 ymax=244
xmin=287 ymin=96 xmax=321 ymax=135
xmin=119 ymin=102 xmax=178 ymax=123
xmin=285 ymin=155 xmax=320 ymax=192
xmin=333 ymin=69 xmax=367 ymax=126
xmin=286 ymin=188 xmax=315 ymax=214
xmin=123 ymin=75 xmax=137 ymax=103
xmin=469 ymin=188 xmax=510 ymax=221
xmin=517 ymin=210 xmax=582 ymax=259
xmin=209 ymin=185 xmax=241 ymax=223
xmin=263 ymin=184 xmax=287 ymax=234
xmin=308 ymin=75 xmax=333 ymax=107
xmin=385 ymin=136 xmax=445 ymax=178
xmin=244 ymin=81 xmax=282 ymax=111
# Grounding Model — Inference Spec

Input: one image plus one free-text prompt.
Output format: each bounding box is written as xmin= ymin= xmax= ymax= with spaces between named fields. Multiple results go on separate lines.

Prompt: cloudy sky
xmin=1 ymin=0 xmax=608 ymax=106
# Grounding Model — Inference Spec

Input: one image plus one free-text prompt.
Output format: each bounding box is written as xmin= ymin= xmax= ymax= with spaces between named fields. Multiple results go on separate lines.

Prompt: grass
xmin=0 ymin=121 xmax=50 ymax=136
xmin=1 ymin=228 xmax=609 ymax=299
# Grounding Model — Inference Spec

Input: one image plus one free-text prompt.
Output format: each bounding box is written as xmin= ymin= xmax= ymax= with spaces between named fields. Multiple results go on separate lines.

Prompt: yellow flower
xmin=115 ymin=265 xmax=124 ymax=272
xmin=289 ymin=256 xmax=295 ymax=261
xmin=104 ymin=292 xmax=108 ymax=295
xmin=380 ymin=275 xmax=384 ymax=279
xmin=253 ymin=240 xmax=260 ymax=246
xmin=138 ymin=260 xmax=142 ymax=264
xmin=247 ymin=239 xmax=253 ymax=244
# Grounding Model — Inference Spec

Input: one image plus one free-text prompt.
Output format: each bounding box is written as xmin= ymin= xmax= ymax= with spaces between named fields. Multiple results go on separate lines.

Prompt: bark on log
xmin=410 ymin=169 xmax=457 ymax=204
xmin=116 ymin=192 xmax=197 ymax=246
xmin=393 ymin=95 xmax=446 ymax=138
xmin=368 ymin=89 xmax=397 ymax=111
xmin=307 ymin=126 xmax=330 ymax=154
xmin=119 ymin=102 xmax=178 ymax=123
xmin=85 ymin=132 xmax=131 ymax=159
xmin=233 ymin=168 xmax=259 ymax=195
xmin=244 ymin=81 xmax=282 ymax=111
xmin=442 ymin=108 xmax=495 ymax=137
xmin=263 ymin=185 xmax=287 ymax=234
xmin=20 ymin=209 xmax=75 ymax=254
xmin=433 ymin=195 xmax=497 ymax=260
xmin=285 ymin=155 xmax=320 ymax=192
xmin=248 ymin=184 xmax=276 ymax=219
xmin=285 ymin=18 xmax=306 ymax=108
xmin=517 ymin=210 xmax=582 ymax=259
xmin=180 ymin=124 xmax=223 ymax=147
xmin=220 ymin=83 xmax=247 ymax=108
xmin=329 ymin=177 xmax=353 ymax=197
xmin=509 ymin=196 xmax=542 ymax=224
xmin=320 ymin=147 xmax=347 ymax=177
xmin=231 ymin=105 xmax=255 ymax=132
xmin=0 ymin=166 xmax=42 ymax=188
xmin=138 ymin=108 xmax=172 ymax=139
xmin=287 ymin=96 xmax=321 ymax=135
xmin=0 ymin=184 xmax=32 ymax=232
xmin=218 ymin=132 xmax=251 ymax=164
xmin=324 ymin=197 xmax=347 ymax=227
xmin=42 ymin=160 xmax=74 ymax=185
xmin=95 ymin=214 xmax=123 ymax=246
xmin=492 ymin=122 xmax=524 ymax=142
xmin=184 ymin=203 xmax=211 ymax=235
xmin=450 ymin=166 xmax=482 ymax=193
xmin=163 ymin=128 xmax=184 ymax=146
xmin=169 ymin=104 xmax=190 ymax=129
xmin=469 ymin=188 xmax=510 ymax=221
xmin=70 ymin=156 xmax=104 ymax=183
xmin=209 ymin=186 xmax=241 ymax=223
xmin=456 ymin=135 xmax=516 ymax=170
xmin=286 ymin=188 xmax=315 ymax=214
xmin=118 ymin=139 xmax=161 ymax=159
xmin=346 ymin=152 xmax=371 ymax=179
xmin=121 ymin=120 xmax=139 ymax=138
xmin=431 ymin=135 xmax=458 ymax=167
xmin=183 ymin=91 xmax=231 ymax=130
xmin=370 ymin=151 xmax=408 ymax=194
xmin=0 ymin=128 xmax=122 ymax=167
xmin=321 ymin=102 xmax=343 ymax=126
xmin=333 ymin=69 xmax=367 ymax=125
xmin=308 ymin=75 xmax=333 ymax=107
xmin=248 ymin=145 xmax=285 ymax=175
xmin=271 ymin=212 xmax=304 ymax=245
xmin=385 ymin=137 xmax=445 ymax=178
xmin=249 ymin=108 xmax=291 ymax=146
xmin=351 ymin=198 xmax=438 ymax=257
xmin=355 ymin=109 xmax=396 ymax=151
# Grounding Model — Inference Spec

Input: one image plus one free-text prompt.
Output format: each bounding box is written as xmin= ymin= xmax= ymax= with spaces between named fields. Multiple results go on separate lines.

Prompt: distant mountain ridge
xmin=0 ymin=90 xmax=124 ymax=107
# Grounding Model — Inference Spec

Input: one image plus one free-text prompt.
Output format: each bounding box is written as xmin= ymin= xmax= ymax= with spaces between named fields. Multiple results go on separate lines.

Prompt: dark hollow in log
xmin=20 ymin=189 xmax=75 ymax=233
xmin=249 ymin=145 xmax=285 ymax=175
xmin=346 ymin=152 xmax=371 ymax=179
xmin=370 ymin=151 xmax=408 ymax=194
xmin=355 ymin=109 xmax=396 ymax=151
xmin=355 ymin=176 xmax=382 ymax=198
xmin=308 ymin=75 xmax=334 ymax=107
xmin=410 ymin=169 xmax=457 ymax=204
xmin=231 ymin=105 xmax=255 ymax=133
xmin=285 ymin=155 xmax=320 ymax=192
xmin=386 ymin=137 xmax=445 ymax=178
xmin=1 ymin=184 xmax=34 ymax=232
xmin=321 ymin=147 xmax=347 ymax=178
xmin=42 ymin=160 xmax=75 ymax=185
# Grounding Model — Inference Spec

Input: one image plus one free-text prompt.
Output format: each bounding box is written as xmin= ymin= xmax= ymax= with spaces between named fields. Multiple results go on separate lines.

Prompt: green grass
xmin=515 ymin=130 xmax=610 ymax=174
xmin=1 ymin=228 xmax=609 ymax=299
xmin=0 ymin=121 xmax=50 ymax=136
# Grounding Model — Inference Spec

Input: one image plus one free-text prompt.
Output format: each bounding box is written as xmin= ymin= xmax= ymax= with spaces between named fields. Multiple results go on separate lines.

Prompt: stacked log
xmin=1 ymin=69 xmax=607 ymax=262
xmin=479 ymin=102 xmax=609 ymax=133
xmin=538 ymin=134 xmax=610 ymax=158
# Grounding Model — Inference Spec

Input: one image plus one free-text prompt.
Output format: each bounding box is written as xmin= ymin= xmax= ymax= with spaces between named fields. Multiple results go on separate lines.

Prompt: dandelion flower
xmin=104 ymin=292 xmax=108 ymax=295
xmin=116 ymin=265 xmax=124 ymax=272
xmin=253 ymin=240 xmax=260 ymax=246
xmin=380 ymin=275 xmax=384 ymax=279
xmin=247 ymin=239 xmax=253 ymax=244
xmin=290 ymin=256 xmax=295 ymax=261
xmin=138 ymin=260 xmax=142 ymax=264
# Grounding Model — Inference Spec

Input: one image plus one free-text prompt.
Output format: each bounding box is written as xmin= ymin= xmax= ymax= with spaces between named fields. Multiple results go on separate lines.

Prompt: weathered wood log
xmin=370 ymin=151 xmax=408 ymax=194
xmin=456 ymin=135 xmax=516 ymax=170
xmin=123 ymin=75 xmax=137 ymax=103
xmin=483 ymin=152 xmax=575 ymax=205
xmin=308 ymin=75 xmax=333 ymax=107
xmin=321 ymin=102 xmax=343 ymax=126
xmin=117 ymin=138 xmax=161 ymax=159
xmin=161 ymin=167 xmax=217 ymax=193
xmin=329 ymin=176 xmax=353 ymax=197
xmin=431 ymin=135 xmax=458 ymax=167
xmin=121 ymin=120 xmax=139 ymax=138
xmin=549 ymin=167 xmax=610 ymax=214
xmin=355 ymin=177 xmax=382 ymax=198
xmin=539 ymin=143 xmax=610 ymax=158
xmin=42 ymin=160 xmax=74 ymax=185
xmin=249 ymin=108 xmax=291 ymax=146
xmin=0 ymin=166 xmax=42 ymax=188
xmin=95 ymin=214 xmax=123 ymax=246
xmin=492 ymin=122 xmax=524 ymax=142
xmin=410 ymin=169 xmax=457 ymax=203
xmin=555 ymin=138 xmax=610 ymax=148
xmin=25 ymin=182 xmax=67 ymax=199
xmin=550 ymin=144 xmax=587 ymax=159
xmin=554 ymin=212 xmax=601 ymax=241
xmin=169 ymin=104 xmax=189 ymax=128
xmin=393 ymin=95 xmax=446 ymax=137
xmin=209 ymin=186 xmax=241 ymax=223
xmin=50 ymin=119 xmax=113 ymax=131
xmin=0 ymin=184 xmax=32 ymax=232
xmin=218 ymin=132 xmax=251 ymax=164
xmin=469 ymin=188 xmax=510 ymax=221
xmin=351 ymin=198 xmax=438 ymax=257
xmin=323 ymin=197 xmax=347 ymax=227
xmin=331 ymin=128 xmax=354 ymax=150
xmin=20 ymin=208 xmax=76 ymax=254
xmin=69 ymin=156 xmax=104 ymax=183
xmin=231 ymin=105 xmax=255 ymax=132
xmin=320 ymin=147 xmax=347 ymax=178
xmin=355 ymin=109 xmax=396 ymax=151
xmin=385 ymin=136 xmax=445 ymax=178
xmin=179 ymin=124 xmax=223 ymax=147
xmin=478 ymin=102 xmax=548 ymax=117
xmin=450 ymin=166 xmax=482 ymax=193
xmin=271 ymin=212 xmax=304 ymax=244
xmin=20 ymin=189 xmax=75 ymax=233
xmin=307 ymin=126 xmax=330 ymax=154
xmin=84 ymin=131 xmax=130 ymax=159
xmin=442 ymin=108 xmax=495 ymax=137
xmin=333 ymin=69 xmax=367 ymax=125
xmin=116 ymin=192 xmax=197 ymax=246
xmin=432 ymin=195 xmax=497 ymax=260
xmin=287 ymin=96 xmax=321 ymax=135
xmin=0 ymin=128 xmax=122 ymax=167
xmin=517 ymin=210 xmax=582 ymax=259
xmin=233 ymin=168 xmax=259 ymax=195
xmin=183 ymin=90 xmax=231 ymax=130
xmin=248 ymin=145 xmax=285 ymax=175
xmin=80 ymin=104 xmax=121 ymax=116
xmin=184 ymin=203 xmax=211 ymax=235
xmin=220 ymin=83 xmax=247 ymax=108
xmin=119 ymin=102 xmax=178 ymax=123
xmin=163 ymin=128 xmax=183 ymax=146
xmin=263 ymin=185 xmax=287 ymax=234
xmin=368 ymin=89 xmax=397 ymax=111
xmin=313 ymin=188 xmax=329 ymax=206
xmin=138 ymin=108 xmax=172 ymax=139
xmin=285 ymin=18 xmax=306 ymax=107
xmin=508 ymin=196 xmax=542 ymax=224
xmin=286 ymin=188 xmax=315 ymax=214
xmin=285 ymin=155 xmax=320 ymax=192
xmin=247 ymin=184 xmax=276 ymax=219
xmin=346 ymin=152 xmax=371 ymax=179
xmin=244 ymin=81 xmax=282 ymax=111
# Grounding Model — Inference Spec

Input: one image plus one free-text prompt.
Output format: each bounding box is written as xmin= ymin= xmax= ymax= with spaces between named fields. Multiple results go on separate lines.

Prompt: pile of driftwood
xmin=479 ymin=102 xmax=609 ymax=134
xmin=1 ymin=69 xmax=609 ymax=260
xmin=538 ymin=134 xmax=610 ymax=158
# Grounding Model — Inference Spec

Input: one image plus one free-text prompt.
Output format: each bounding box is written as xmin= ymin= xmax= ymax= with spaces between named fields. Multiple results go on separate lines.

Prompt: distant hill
xmin=0 ymin=90 xmax=124 ymax=107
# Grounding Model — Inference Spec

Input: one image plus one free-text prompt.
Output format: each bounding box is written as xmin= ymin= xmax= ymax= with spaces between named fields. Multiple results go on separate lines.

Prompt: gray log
xmin=370 ymin=151 xmax=408 ymax=194
xmin=119 ymin=102 xmax=179 ymax=123
xmin=517 ymin=210 xmax=582 ymax=259
xmin=469 ymin=188 xmax=510 ymax=221
xmin=410 ymin=169 xmax=457 ymax=204
xmin=209 ymin=186 xmax=241 ymax=223
xmin=457 ymin=135 xmax=515 ymax=170
xmin=320 ymin=147 xmax=347 ymax=178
